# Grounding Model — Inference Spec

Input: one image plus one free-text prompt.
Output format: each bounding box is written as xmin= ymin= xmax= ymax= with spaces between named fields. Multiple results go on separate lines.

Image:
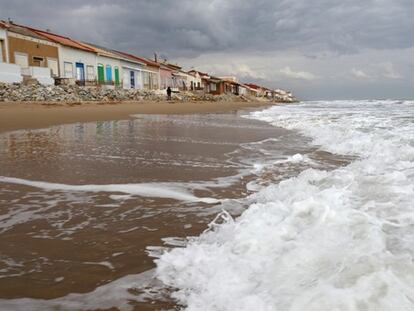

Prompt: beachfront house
xmin=82 ymin=42 xmax=122 ymax=87
xmin=25 ymin=26 xmax=98 ymax=85
xmin=0 ymin=21 xmax=22 ymax=84
xmin=207 ymin=76 xmax=225 ymax=95
xmin=159 ymin=63 xmax=174 ymax=90
xmin=188 ymin=70 xmax=212 ymax=92
xmin=135 ymin=56 xmax=160 ymax=90
xmin=219 ymin=76 xmax=242 ymax=95
xmin=113 ymin=51 xmax=160 ymax=90
xmin=4 ymin=22 xmax=57 ymax=85
xmin=110 ymin=50 xmax=146 ymax=89
xmin=186 ymin=70 xmax=203 ymax=90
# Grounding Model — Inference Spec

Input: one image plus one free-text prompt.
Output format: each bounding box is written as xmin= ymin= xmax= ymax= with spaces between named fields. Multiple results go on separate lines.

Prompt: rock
xmin=0 ymin=82 xmax=295 ymax=103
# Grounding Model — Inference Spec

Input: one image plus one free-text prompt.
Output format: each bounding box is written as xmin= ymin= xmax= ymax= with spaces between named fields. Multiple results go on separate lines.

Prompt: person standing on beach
xmin=167 ymin=86 xmax=172 ymax=100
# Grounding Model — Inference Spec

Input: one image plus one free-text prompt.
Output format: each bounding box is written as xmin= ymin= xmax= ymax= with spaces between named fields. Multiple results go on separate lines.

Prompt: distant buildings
xmin=0 ymin=20 xmax=294 ymax=100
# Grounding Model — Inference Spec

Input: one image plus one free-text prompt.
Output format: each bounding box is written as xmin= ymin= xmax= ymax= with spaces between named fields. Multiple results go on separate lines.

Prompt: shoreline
xmin=0 ymin=100 xmax=276 ymax=134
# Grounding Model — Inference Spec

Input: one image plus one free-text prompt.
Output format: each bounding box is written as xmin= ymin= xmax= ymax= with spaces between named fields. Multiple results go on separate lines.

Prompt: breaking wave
xmin=155 ymin=100 xmax=414 ymax=310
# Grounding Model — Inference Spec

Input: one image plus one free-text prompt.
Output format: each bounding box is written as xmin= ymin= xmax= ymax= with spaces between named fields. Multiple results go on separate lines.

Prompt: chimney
xmin=154 ymin=52 xmax=158 ymax=63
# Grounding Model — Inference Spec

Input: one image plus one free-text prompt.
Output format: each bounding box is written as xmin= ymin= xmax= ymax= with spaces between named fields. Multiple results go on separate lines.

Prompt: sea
xmin=0 ymin=99 xmax=413 ymax=310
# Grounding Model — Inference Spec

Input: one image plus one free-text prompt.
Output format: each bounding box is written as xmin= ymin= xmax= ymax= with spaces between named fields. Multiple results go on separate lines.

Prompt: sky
xmin=2 ymin=0 xmax=414 ymax=100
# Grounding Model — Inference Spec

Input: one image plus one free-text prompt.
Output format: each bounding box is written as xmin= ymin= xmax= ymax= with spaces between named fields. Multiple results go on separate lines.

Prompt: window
xmin=210 ymin=83 xmax=217 ymax=91
xmin=33 ymin=56 xmax=45 ymax=67
xmin=47 ymin=58 xmax=58 ymax=76
xmin=14 ymin=52 xmax=29 ymax=67
xmin=64 ymin=62 xmax=73 ymax=78
xmin=87 ymin=65 xmax=95 ymax=81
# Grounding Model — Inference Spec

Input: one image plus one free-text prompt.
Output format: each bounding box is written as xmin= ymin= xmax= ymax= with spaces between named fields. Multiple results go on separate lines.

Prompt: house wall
xmin=187 ymin=73 xmax=202 ymax=90
xmin=96 ymin=55 xmax=122 ymax=84
xmin=160 ymin=67 xmax=173 ymax=89
xmin=209 ymin=81 xmax=224 ymax=95
xmin=121 ymin=60 xmax=143 ymax=89
xmin=0 ymin=28 xmax=8 ymax=63
xmin=0 ymin=62 xmax=23 ymax=83
xmin=142 ymin=65 xmax=159 ymax=90
xmin=59 ymin=46 xmax=97 ymax=80
xmin=7 ymin=33 xmax=58 ymax=68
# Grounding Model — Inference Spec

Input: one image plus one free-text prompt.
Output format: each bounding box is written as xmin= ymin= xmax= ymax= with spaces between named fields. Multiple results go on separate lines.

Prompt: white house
xmin=110 ymin=50 xmax=146 ymax=89
xmin=27 ymin=28 xmax=98 ymax=84
xmin=186 ymin=70 xmax=203 ymax=90
xmin=81 ymin=43 xmax=123 ymax=87
xmin=0 ymin=22 xmax=22 ymax=84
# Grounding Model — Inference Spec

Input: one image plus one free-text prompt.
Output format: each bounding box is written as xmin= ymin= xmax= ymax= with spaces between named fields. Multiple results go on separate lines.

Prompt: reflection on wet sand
xmin=0 ymin=112 xmax=351 ymax=310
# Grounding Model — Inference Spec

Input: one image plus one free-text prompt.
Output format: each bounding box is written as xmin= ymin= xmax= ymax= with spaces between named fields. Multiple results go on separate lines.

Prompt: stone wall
xmin=0 ymin=82 xmax=248 ymax=103
xmin=0 ymin=82 xmax=297 ymax=103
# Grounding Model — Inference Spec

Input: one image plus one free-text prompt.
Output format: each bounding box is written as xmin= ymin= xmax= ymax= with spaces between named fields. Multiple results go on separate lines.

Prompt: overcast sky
xmin=2 ymin=0 xmax=414 ymax=100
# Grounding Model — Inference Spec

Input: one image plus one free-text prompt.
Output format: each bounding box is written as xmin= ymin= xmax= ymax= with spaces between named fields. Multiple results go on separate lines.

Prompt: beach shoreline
xmin=0 ymin=100 xmax=276 ymax=134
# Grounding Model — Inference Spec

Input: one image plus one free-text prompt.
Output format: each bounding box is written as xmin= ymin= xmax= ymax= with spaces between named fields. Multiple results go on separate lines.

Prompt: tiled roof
xmin=6 ymin=23 xmax=49 ymax=41
xmin=12 ymin=23 xmax=95 ymax=52
xmin=244 ymin=83 xmax=262 ymax=90
xmin=0 ymin=21 xmax=8 ymax=29
xmin=114 ymin=51 xmax=160 ymax=68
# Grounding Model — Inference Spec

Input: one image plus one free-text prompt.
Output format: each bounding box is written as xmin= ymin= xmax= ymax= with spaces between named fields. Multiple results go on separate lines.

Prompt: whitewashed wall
xmin=96 ymin=55 xmax=122 ymax=82
xmin=0 ymin=62 xmax=22 ymax=83
xmin=29 ymin=67 xmax=54 ymax=85
xmin=186 ymin=72 xmax=202 ymax=89
xmin=58 ymin=46 xmax=97 ymax=79
xmin=121 ymin=60 xmax=144 ymax=89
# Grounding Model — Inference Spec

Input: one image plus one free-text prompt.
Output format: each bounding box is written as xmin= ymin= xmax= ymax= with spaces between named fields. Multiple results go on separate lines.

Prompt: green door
xmin=97 ymin=64 xmax=105 ymax=83
xmin=114 ymin=67 xmax=120 ymax=86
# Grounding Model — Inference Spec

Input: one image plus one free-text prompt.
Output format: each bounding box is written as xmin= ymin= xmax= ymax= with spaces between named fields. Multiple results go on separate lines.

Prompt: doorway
xmin=130 ymin=71 xmax=135 ymax=89
xmin=76 ymin=63 xmax=85 ymax=81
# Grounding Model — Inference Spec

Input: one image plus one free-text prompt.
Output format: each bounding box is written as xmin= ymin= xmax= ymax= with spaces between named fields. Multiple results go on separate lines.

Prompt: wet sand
xmin=0 ymin=111 xmax=302 ymax=310
xmin=0 ymin=100 xmax=273 ymax=134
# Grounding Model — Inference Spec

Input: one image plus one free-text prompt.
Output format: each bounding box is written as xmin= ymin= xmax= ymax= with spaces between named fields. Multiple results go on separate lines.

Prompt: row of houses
xmin=0 ymin=20 xmax=291 ymax=98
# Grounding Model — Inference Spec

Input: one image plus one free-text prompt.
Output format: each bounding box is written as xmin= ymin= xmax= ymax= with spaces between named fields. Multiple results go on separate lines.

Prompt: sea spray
xmin=155 ymin=100 xmax=414 ymax=310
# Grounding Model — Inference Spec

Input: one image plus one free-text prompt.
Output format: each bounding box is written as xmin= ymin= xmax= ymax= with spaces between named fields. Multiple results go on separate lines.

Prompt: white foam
xmin=0 ymin=176 xmax=218 ymax=204
xmin=0 ymin=269 xmax=166 ymax=311
xmin=156 ymin=100 xmax=414 ymax=310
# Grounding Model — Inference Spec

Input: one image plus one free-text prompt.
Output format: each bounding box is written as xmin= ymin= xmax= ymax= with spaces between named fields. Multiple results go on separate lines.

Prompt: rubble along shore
xmin=0 ymin=82 xmax=297 ymax=104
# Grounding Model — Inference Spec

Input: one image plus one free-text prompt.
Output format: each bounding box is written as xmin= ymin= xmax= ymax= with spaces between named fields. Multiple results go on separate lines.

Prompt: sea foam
xmin=0 ymin=176 xmax=218 ymax=204
xmin=155 ymin=100 xmax=414 ymax=310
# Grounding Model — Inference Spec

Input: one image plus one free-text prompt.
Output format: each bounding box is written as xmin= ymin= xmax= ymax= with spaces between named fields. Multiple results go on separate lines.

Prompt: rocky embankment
xmin=0 ymin=83 xmax=296 ymax=103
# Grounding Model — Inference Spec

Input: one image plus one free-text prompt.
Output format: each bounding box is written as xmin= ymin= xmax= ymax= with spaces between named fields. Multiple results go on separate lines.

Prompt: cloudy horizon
xmin=2 ymin=0 xmax=414 ymax=100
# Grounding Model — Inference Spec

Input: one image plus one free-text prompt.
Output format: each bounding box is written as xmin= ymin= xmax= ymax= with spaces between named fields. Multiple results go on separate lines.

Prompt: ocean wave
xmin=155 ymin=100 xmax=414 ymax=310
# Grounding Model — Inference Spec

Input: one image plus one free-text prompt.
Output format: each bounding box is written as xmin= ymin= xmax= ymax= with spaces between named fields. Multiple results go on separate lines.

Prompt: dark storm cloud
xmin=2 ymin=0 xmax=414 ymax=58
xmin=1 ymin=0 xmax=414 ymax=99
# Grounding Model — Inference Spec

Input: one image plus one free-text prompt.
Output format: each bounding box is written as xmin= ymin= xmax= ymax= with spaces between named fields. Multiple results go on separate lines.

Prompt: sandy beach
xmin=0 ymin=100 xmax=273 ymax=134
xmin=0 ymin=101 xmax=295 ymax=310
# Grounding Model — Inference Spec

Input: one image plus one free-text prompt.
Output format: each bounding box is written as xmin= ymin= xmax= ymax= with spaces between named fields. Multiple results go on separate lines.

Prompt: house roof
xmin=188 ymin=70 xmax=210 ymax=78
xmin=161 ymin=62 xmax=181 ymax=71
xmin=110 ymin=50 xmax=146 ymax=66
xmin=81 ymin=42 xmax=123 ymax=59
xmin=159 ymin=64 xmax=175 ymax=72
xmin=31 ymin=29 xmax=96 ymax=52
xmin=0 ymin=21 xmax=9 ymax=29
xmin=110 ymin=50 xmax=160 ymax=68
xmin=240 ymin=83 xmax=259 ymax=92
xmin=9 ymin=22 xmax=95 ymax=52
xmin=6 ymin=23 xmax=50 ymax=41
xmin=244 ymin=83 xmax=263 ymax=90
